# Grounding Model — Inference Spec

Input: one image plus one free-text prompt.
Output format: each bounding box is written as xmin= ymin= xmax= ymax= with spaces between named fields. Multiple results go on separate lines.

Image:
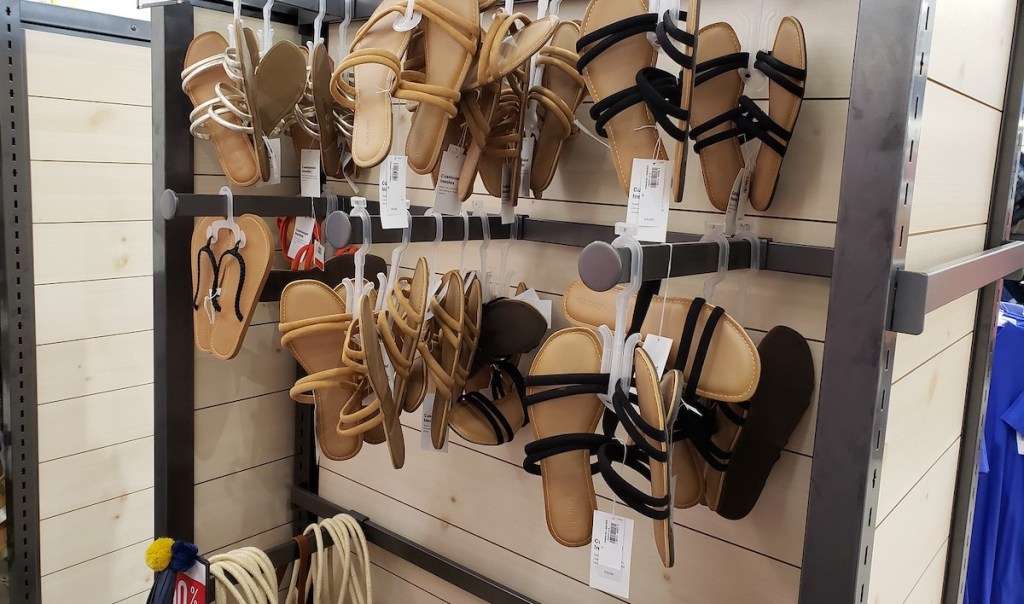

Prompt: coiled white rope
xmin=286 ymin=514 xmax=372 ymax=604
xmin=208 ymin=547 xmax=279 ymax=604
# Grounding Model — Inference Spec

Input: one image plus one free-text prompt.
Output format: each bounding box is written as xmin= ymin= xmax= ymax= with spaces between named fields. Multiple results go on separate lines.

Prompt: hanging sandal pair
xmin=190 ymin=215 xmax=274 ymax=360
xmin=577 ymin=0 xmax=701 ymax=202
xmin=182 ymin=21 xmax=307 ymax=187
xmin=332 ymin=0 xmax=480 ymax=172
xmin=690 ymin=18 xmax=807 ymax=211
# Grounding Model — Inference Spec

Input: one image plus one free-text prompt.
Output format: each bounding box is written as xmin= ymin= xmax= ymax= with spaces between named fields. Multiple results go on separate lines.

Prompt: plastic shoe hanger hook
xmin=259 ymin=0 xmax=275 ymax=55
xmin=423 ymin=208 xmax=444 ymax=294
xmin=377 ymin=201 xmax=413 ymax=312
xmin=700 ymin=222 xmax=730 ymax=303
xmin=345 ymin=196 xmax=374 ymax=310
xmin=474 ymin=203 xmax=491 ymax=301
xmin=393 ymin=0 xmax=422 ymax=32
xmin=497 ymin=216 xmax=518 ymax=298
xmin=207 ymin=186 xmax=246 ymax=248
xmin=458 ymin=208 xmax=471 ymax=280
xmin=604 ymin=223 xmax=644 ymax=406
xmin=737 ymin=0 xmax=777 ymax=95
xmin=308 ymin=0 xmax=327 ymax=69
xmin=339 ymin=0 xmax=354 ymax=58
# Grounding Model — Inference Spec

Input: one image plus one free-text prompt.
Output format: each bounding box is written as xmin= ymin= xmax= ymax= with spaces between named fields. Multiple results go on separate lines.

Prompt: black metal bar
xmin=576 ymin=238 xmax=832 ymax=291
xmin=0 ymin=1 xmax=41 ymax=600
xmin=943 ymin=5 xmax=1024 ymax=601
xmin=290 ymin=487 xmax=538 ymax=604
xmin=20 ymin=2 xmax=151 ymax=43
xmin=153 ymin=4 xmax=197 ymax=542
xmin=189 ymin=0 xmax=347 ymax=22
xmin=800 ymin=0 xmax=934 ymax=601
xmin=891 ymin=242 xmax=1024 ymax=335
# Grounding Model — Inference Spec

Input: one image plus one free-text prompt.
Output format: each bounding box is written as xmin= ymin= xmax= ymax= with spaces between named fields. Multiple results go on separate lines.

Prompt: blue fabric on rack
xmin=966 ymin=307 xmax=1024 ymax=604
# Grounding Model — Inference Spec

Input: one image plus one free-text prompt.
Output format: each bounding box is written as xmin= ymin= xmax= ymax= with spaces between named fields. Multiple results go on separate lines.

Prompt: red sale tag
xmin=174 ymin=560 xmax=207 ymax=604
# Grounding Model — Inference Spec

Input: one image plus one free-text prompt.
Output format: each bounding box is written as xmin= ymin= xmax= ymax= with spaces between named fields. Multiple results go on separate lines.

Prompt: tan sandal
xmin=377 ymin=258 xmax=431 ymax=413
xmin=191 ymin=217 xmax=219 ymax=353
xmin=527 ymin=20 xmax=586 ymax=197
xmin=419 ymin=270 xmax=465 ymax=449
xmin=279 ymin=281 xmax=364 ymax=462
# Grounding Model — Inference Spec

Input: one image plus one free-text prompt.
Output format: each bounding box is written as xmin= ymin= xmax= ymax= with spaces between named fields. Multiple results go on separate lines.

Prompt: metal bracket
xmin=890 ymin=242 xmax=1024 ymax=335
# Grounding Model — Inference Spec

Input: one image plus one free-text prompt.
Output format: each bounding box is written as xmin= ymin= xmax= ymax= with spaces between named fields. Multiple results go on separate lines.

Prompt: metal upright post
xmin=153 ymin=3 xmax=197 ymax=542
xmin=0 ymin=1 xmax=41 ymax=600
xmin=800 ymin=0 xmax=936 ymax=602
xmin=942 ymin=6 xmax=1024 ymax=602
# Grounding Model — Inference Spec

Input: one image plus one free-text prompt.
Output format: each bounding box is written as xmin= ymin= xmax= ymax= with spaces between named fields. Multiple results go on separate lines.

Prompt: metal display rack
xmin=0 ymin=0 xmax=1019 ymax=601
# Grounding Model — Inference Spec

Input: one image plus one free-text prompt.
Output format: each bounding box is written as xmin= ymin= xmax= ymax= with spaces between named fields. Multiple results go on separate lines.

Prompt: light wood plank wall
xmin=867 ymin=2 xmax=1018 ymax=603
xmin=323 ymin=1 xmax=842 ymax=601
xmin=25 ymin=29 xmax=156 ymax=603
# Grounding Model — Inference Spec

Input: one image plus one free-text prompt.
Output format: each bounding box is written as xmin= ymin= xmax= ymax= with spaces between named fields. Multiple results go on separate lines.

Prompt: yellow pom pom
xmin=146 ymin=538 xmax=174 ymax=571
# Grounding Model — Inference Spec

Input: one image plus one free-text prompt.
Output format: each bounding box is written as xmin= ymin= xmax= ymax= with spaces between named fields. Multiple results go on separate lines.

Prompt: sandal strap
xmin=527 ymin=85 xmax=575 ymax=135
xmin=655 ymin=10 xmax=695 ymax=71
xmin=589 ymin=69 xmax=680 ymax=138
xmin=718 ymin=400 xmax=749 ymax=426
xmin=522 ymin=432 xmax=610 ymax=476
xmin=694 ymin=51 xmax=750 ymax=87
xmin=522 ymin=372 xmax=609 ymax=407
xmin=635 ymin=67 xmax=689 ymax=142
xmin=734 ymin=95 xmax=791 ymax=157
xmin=193 ymin=237 xmax=219 ymax=311
xmin=611 ymin=382 xmax=668 ymax=462
xmin=215 ymin=244 xmax=247 ymax=322
xmin=754 ymin=50 xmax=806 ymax=99
xmin=597 ymin=440 xmax=671 ymax=520
xmin=576 ymin=13 xmax=658 ymax=74
xmin=459 ymin=390 xmax=515 ymax=444
xmin=689 ymin=105 xmax=747 ymax=153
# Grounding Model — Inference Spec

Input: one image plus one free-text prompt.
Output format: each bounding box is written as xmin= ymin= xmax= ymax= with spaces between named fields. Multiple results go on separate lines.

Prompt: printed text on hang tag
xmin=589 ymin=510 xmax=633 ymax=598
xmin=287 ymin=216 xmax=316 ymax=259
xmin=380 ymin=155 xmax=409 ymax=229
xmin=625 ymin=158 xmax=671 ymax=243
xmin=433 ymin=145 xmax=466 ymax=215
xmin=300 ymin=149 xmax=321 ymax=198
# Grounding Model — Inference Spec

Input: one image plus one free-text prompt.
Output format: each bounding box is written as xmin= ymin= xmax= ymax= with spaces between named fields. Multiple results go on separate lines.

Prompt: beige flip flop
xmin=747 ymin=17 xmax=807 ymax=211
xmin=207 ymin=215 xmax=274 ymax=361
xmin=418 ymin=270 xmax=465 ymax=449
xmin=181 ymin=31 xmax=260 ymax=187
xmin=279 ymin=281 xmax=364 ymax=462
xmin=522 ymin=327 xmax=606 ymax=547
xmin=578 ymin=0 xmax=663 ymax=194
xmin=527 ymin=20 xmax=586 ymax=198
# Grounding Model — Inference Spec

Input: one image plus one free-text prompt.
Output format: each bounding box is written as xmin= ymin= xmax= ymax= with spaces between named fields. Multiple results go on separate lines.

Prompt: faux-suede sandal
xmin=528 ymin=20 xmax=586 ymax=198
xmin=522 ymin=327 xmax=607 ymax=547
xmin=208 ymin=215 xmax=274 ymax=360
xmin=747 ymin=17 xmax=807 ymax=211
xmin=562 ymin=279 xmax=760 ymax=402
xmin=577 ymin=0 xmax=663 ymax=194
xmin=252 ymin=39 xmax=307 ymax=181
xmin=419 ymin=270 xmax=466 ymax=449
xmin=704 ymin=325 xmax=813 ymax=519
xmin=279 ymin=280 xmax=365 ymax=462
xmin=687 ymin=22 xmax=748 ymax=211
xmin=182 ymin=31 xmax=260 ymax=187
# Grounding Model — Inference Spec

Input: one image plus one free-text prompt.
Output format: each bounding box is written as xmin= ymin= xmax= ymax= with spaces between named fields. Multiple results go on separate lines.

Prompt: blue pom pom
xmin=169 ymin=541 xmax=199 ymax=573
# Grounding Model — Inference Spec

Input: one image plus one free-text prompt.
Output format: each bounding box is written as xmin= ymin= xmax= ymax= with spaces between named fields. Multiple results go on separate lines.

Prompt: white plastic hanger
xmin=259 ymin=0 xmax=275 ymax=54
xmin=308 ymin=0 xmax=327 ymax=69
xmin=346 ymin=197 xmax=373 ymax=310
xmin=497 ymin=217 xmax=518 ymax=298
xmin=700 ymin=223 xmax=730 ymax=302
xmin=339 ymin=0 xmax=354 ymax=56
xmin=207 ymin=186 xmax=246 ymax=248
xmin=604 ymin=223 xmax=644 ymax=404
xmin=457 ymin=208 xmax=470 ymax=278
xmin=474 ymin=204 xmax=491 ymax=301
xmin=227 ymin=0 xmax=243 ymax=45
xmin=519 ymin=0 xmax=562 ymax=188
xmin=377 ymin=203 xmax=413 ymax=312
xmin=423 ymin=208 xmax=444 ymax=293
xmin=737 ymin=0 xmax=774 ymax=94
xmin=393 ymin=0 xmax=422 ymax=31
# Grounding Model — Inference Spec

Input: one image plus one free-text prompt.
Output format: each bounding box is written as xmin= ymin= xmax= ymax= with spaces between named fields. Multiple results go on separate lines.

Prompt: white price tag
xmin=643 ymin=334 xmax=674 ymax=377
xmin=1016 ymin=432 xmax=1024 ymax=456
xmin=380 ymin=155 xmax=409 ymax=229
xmin=313 ymin=239 xmax=325 ymax=271
xmin=433 ymin=145 xmax=466 ymax=215
xmin=625 ymin=158 xmax=671 ymax=242
xmin=287 ymin=216 xmax=316 ymax=259
xmin=257 ymin=137 xmax=282 ymax=186
xmin=300 ymin=149 xmax=322 ymax=198
xmin=420 ymin=392 xmax=449 ymax=452
xmin=519 ymin=134 xmax=536 ymax=192
xmin=589 ymin=510 xmax=633 ymax=598
xmin=514 ymin=288 xmax=552 ymax=328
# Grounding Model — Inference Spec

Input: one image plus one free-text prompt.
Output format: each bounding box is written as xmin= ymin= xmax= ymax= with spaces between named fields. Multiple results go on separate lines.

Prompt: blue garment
xmin=966 ymin=309 xmax=1024 ymax=604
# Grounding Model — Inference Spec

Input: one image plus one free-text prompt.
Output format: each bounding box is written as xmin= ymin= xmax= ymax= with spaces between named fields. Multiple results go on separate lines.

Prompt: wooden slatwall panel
xmin=25 ymin=29 xmax=156 ymax=603
xmin=308 ymin=1 xmax=851 ymax=601
xmin=867 ymin=2 xmax=1017 ymax=602
xmin=190 ymin=8 xmax=303 ymax=555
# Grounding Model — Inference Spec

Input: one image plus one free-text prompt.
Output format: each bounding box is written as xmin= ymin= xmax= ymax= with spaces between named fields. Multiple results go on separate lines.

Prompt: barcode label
xmin=589 ymin=511 xmax=633 ymax=598
xmin=391 ymin=162 xmax=400 ymax=182
xmin=380 ymin=155 xmax=409 ymax=229
xmin=608 ymin=523 xmax=619 ymax=544
xmin=648 ymin=166 xmax=661 ymax=189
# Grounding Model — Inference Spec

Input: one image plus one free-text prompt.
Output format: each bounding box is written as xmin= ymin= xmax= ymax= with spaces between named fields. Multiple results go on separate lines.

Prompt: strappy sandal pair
xmin=190 ymin=216 xmax=273 ymax=360
xmin=690 ymin=18 xmax=807 ymax=211
xmin=182 ymin=20 xmax=307 ymax=187
xmin=448 ymin=283 xmax=548 ymax=445
xmin=577 ymin=0 xmax=701 ymax=202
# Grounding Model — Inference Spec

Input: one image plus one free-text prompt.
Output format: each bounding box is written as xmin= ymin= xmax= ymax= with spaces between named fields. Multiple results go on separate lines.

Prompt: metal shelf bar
xmin=891 ymin=241 xmax=1024 ymax=334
